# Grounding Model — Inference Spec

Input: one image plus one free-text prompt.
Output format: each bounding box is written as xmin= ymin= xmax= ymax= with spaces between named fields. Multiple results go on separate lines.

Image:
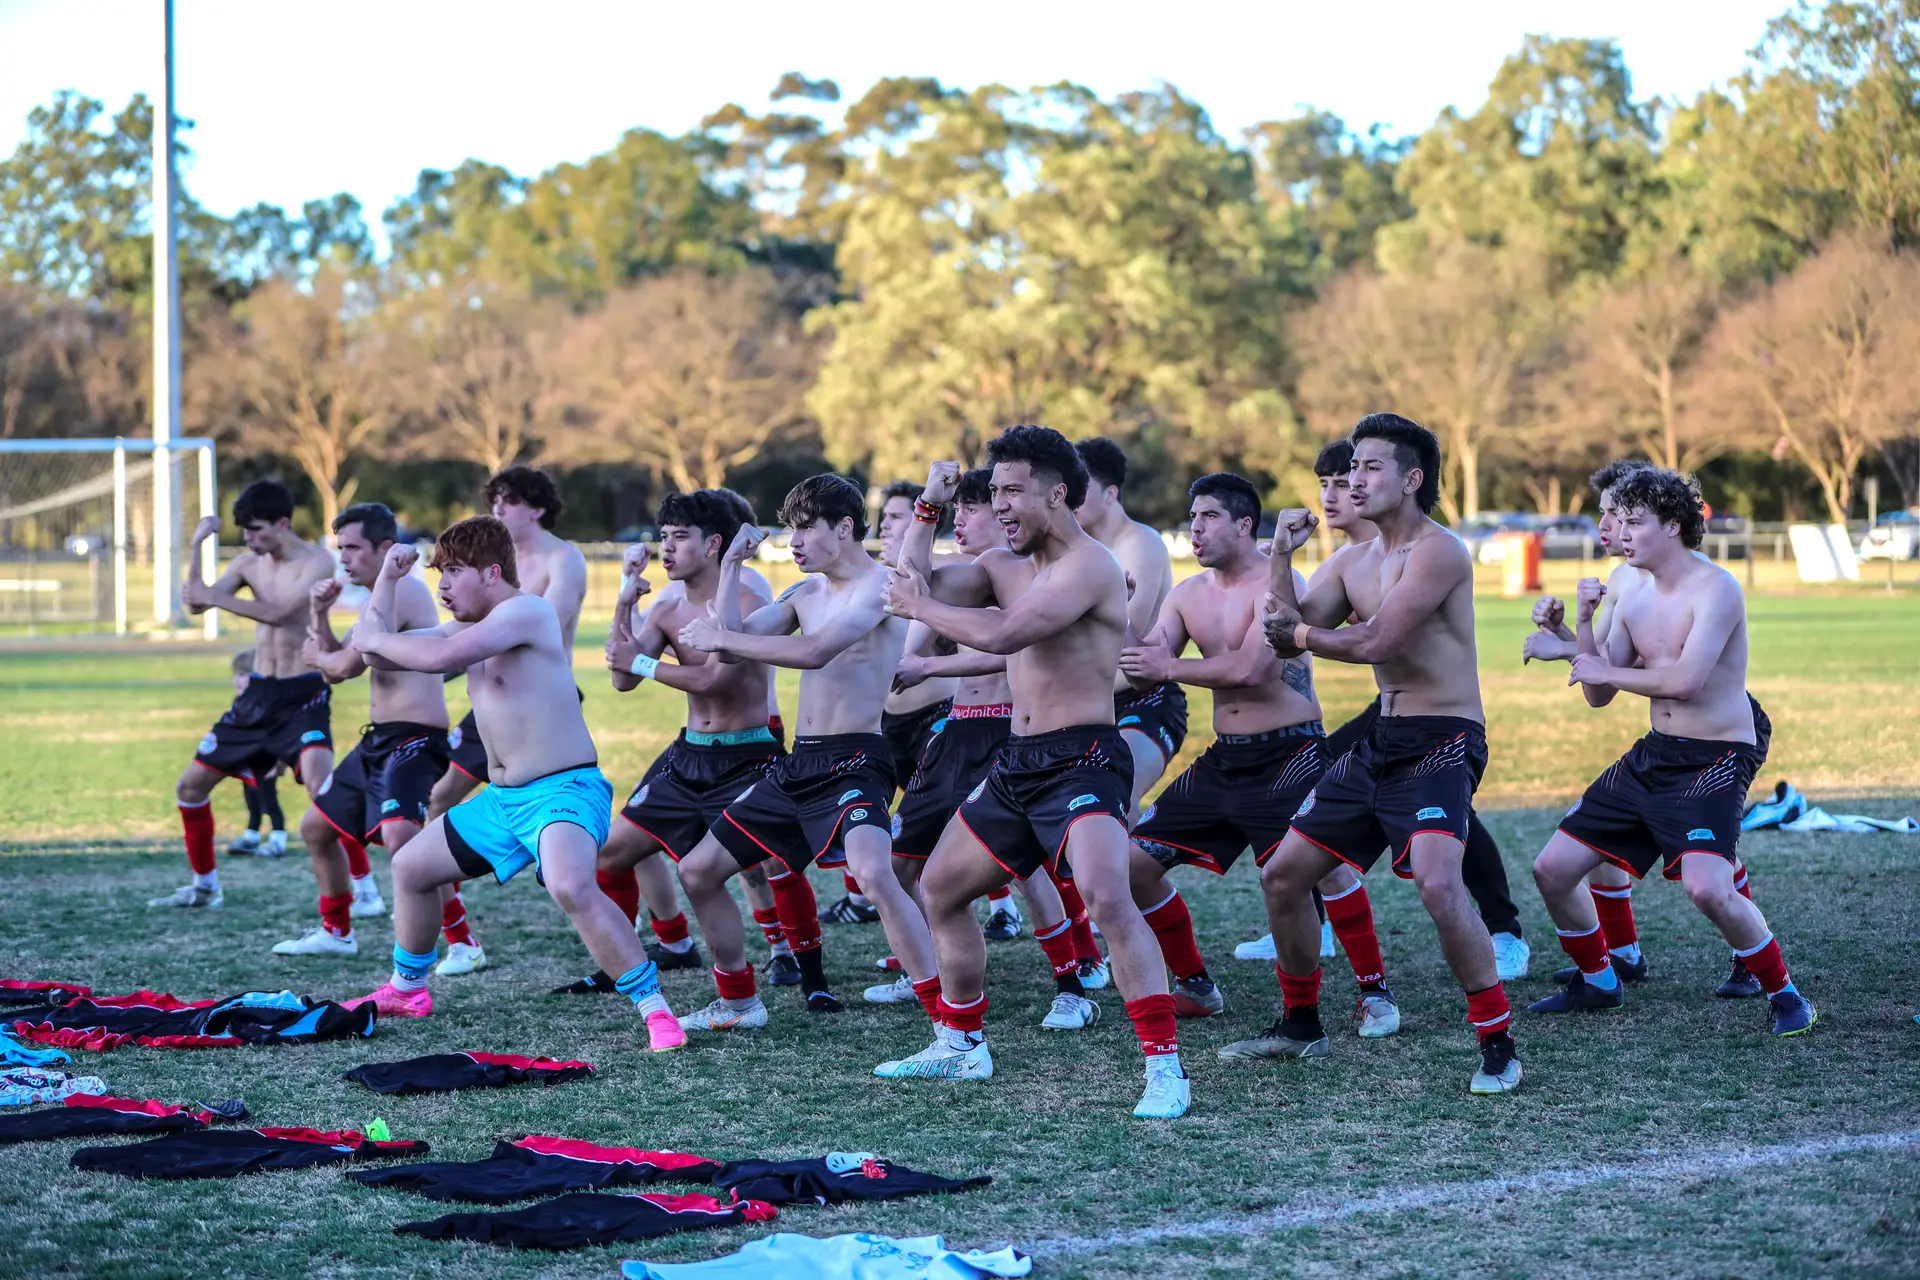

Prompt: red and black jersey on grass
xmin=0 ymin=1095 xmax=239 ymax=1145
xmin=394 ymin=1191 xmax=775 ymax=1250
xmin=8 ymin=990 xmax=374 ymax=1052
xmin=711 ymin=1155 xmax=993 ymax=1205
xmin=342 ymin=1053 xmax=593 ymax=1095
xmin=71 ymin=1127 xmax=427 ymax=1179
xmin=348 ymin=1136 xmax=723 ymax=1204
xmin=0 ymin=980 xmax=92 ymax=1008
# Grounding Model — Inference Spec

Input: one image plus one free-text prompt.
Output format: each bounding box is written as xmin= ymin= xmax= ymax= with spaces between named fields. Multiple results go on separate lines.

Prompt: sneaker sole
xmin=1771 ymin=1007 xmax=1818 ymax=1037
xmin=1470 ymin=1065 xmax=1523 ymax=1094
xmin=1218 ymin=1037 xmax=1330 ymax=1061
xmin=1356 ymin=1015 xmax=1402 ymax=1038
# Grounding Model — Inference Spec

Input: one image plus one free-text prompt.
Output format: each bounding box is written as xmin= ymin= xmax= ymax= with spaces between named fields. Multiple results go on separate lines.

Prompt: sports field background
xmin=1 ymin=587 xmax=1916 ymax=1277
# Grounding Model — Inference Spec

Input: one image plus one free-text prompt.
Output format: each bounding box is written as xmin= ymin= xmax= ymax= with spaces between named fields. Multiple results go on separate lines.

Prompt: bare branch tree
xmin=384 ymin=286 xmax=560 ymax=475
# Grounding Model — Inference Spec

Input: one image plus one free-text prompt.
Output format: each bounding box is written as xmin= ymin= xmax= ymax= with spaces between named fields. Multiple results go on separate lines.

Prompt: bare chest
xmin=1620 ymin=592 xmax=1693 ymax=665
xmin=1184 ymin=582 xmax=1258 ymax=655
xmin=1344 ymin=547 xmax=1410 ymax=623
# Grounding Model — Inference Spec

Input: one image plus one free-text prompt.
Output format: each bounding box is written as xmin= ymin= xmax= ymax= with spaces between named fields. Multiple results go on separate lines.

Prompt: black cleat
xmin=1218 ymin=1011 xmax=1329 ymax=1060
xmin=647 ymin=940 xmax=706 ymax=972
xmin=1766 ymin=989 xmax=1817 ymax=1036
xmin=982 ymin=907 xmax=1021 ymax=941
xmin=763 ymin=953 xmax=802 ymax=986
xmin=552 ymin=969 xmax=619 ymax=995
xmin=1528 ymin=974 xmax=1626 ymax=1014
xmin=820 ymin=895 xmax=881 ymax=925
xmin=805 ymin=988 xmax=844 ymax=1014
xmin=1553 ymin=951 xmax=1650 ymax=986
xmin=1471 ymin=1031 xmax=1523 ymax=1094
xmin=1715 ymin=956 xmax=1764 ymax=999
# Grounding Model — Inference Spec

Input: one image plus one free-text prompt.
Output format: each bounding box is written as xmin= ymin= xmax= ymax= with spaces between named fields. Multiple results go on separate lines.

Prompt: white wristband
xmin=629 ymin=653 xmax=660 ymax=680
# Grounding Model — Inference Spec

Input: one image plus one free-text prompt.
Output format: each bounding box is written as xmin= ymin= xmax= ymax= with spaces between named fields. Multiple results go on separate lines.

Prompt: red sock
xmin=1732 ymin=866 xmax=1753 ymax=900
xmin=318 ymin=892 xmax=353 ymax=939
xmin=441 ymin=892 xmax=474 ymax=947
xmin=1556 ymin=923 xmax=1611 ymax=976
xmin=768 ymin=872 xmax=822 ymax=954
xmin=1141 ymin=892 xmax=1206 ymax=981
xmin=1736 ymin=934 xmax=1791 ymax=994
xmin=345 ymin=838 xmax=371 ymax=881
xmin=596 ymin=867 xmax=641 ymax=926
xmin=650 ymin=911 xmax=691 ymax=946
xmin=179 ymin=801 xmax=216 ymax=875
xmin=1276 ymin=965 xmax=1322 ymax=1014
xmin=1590 ymin=885 xmax=1637 ymax=949
xmin=1050 ymin=872 xmax=1102 ymax=962
xmin=1466 ymin=983 xmax=1512 ymax=1040
xmin=1125 ymin=993 xmax=1179 ymax=1057
xmin=751 ymin=907 xmax=786 ymax=949
xmin=911 ymin=975 xmax=942 ymax=1020
xmin=713 ymin=964 xmax=757 ymax=1001
xmin=1035 ymin=918 xmax=1078 ymax=980
xmin=937 ymin=993 xmax=986 ymax=1034
xmin=987 ymin=886 xmax=1013 ymax=905
xmin=1323 ymin=883 xmax=1386 ymax=987
xmin=842 ymin=872 xmax=862 ymax=897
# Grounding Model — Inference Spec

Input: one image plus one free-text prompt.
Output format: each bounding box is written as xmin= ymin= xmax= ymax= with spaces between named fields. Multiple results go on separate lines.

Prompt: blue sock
xmin=392 ymin=944 xmax=437 ymax=987
xmin=1584 ymin=964 xmax=1620 ymax=991
xmin=1612 ymin=942 xmax=1643 ymax=964
xmin=615 ymin=961 xmax=660 ymax=1003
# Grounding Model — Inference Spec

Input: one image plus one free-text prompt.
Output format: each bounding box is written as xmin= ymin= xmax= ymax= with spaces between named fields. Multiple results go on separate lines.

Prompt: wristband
xmin=1293 ymin=622 xmax=1310 ymax=652
xmin=913 ymin=497 xmax=945 ymax=525
xmin=629 ymin=654 xmax=660 ymax=680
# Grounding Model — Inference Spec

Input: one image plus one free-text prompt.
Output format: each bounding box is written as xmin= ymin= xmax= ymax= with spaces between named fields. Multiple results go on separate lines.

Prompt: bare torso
xmin=464 ymin=594 xmax=599 ymax=785
xmin=649 ymin=578 xmax=777 ymax=734
xmin=886 ymin=620 xmax=958 ymax=715
xmin=979 ymin=542 xmax=1128 ymax=736
xmin=367 ymin=574 xmax=451 ymax=728
xmin=1093 ymin=517 xmax=1172 ymax=694
xmin=790 ymin=564 xmax=911 ymax=736
xmin=1177 ymin=564 xmax=1319 ymax=733
xmin=236 ymin=545 xmax=336 ymax=676
xmin=1336 ymin=526 xmax=1484 ymax=721
xmin=515 ymin=530 xmax=588 ymax=650
xmin=1615 ymin=559 xmax=1754 ymax=742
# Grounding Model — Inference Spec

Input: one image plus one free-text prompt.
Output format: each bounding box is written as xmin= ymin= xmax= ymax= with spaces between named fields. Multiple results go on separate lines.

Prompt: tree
xmin=384 ymin=285 xmax=559 ymax=475
xmin=1244 ymin=110 xmax=1410 ymax=278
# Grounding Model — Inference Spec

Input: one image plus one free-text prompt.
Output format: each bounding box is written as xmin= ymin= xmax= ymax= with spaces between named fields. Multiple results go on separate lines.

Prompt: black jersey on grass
xmin=711 ymin=1155 xmax=991 ymax=1205
xmin=342 ymin=1052 xmax=593 ymax=1095
xmin=394 ymin=1190 xmax=774 ymax=1250
xmin=71 ymin=1127 xmax=426 ymax=1179
xmin=10 ymin=990 xmax=373 ymax=1051
xmin=349 ymin=1136 xmax=722 ymax=1204
xmin=0 ymin=1096 xmax=211 ymax=1145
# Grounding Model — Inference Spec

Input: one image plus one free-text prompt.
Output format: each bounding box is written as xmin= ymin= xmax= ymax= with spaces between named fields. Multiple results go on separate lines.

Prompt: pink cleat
xmin=645 ymin=1009 xmax=687 ymax=1053
xmin=344 ymin=982 xmax=432 ymax=1018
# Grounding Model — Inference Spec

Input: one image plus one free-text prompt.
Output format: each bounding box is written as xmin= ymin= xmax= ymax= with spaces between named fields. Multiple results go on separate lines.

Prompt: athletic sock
xmin=318 ymin=892 xmax=353 ymax=939
xmin=1140 ymin=890 xmax=1207 ymax=982
xmin=350 ymin=873 xmax=376 ymax=899
xmin=648 ymin=910 xmax=692 ymax=949
xmin=1555 ymin=923 xmax=1618 ymax=989
xmin=390 ymin=944 xmax=436 ymax=992
xmin=936 ymin=992 xmax=987 ymax=1037
xmin=795 ymin=948 xmax=830 ymax=994
xmin=597 ymin=867 xmax=641 ymax=926
xmin=1732 ymin=866 xmax=1754 ymax=901
xmin=615 ymin=961 xmax=670 ymax=1017
xmin=179 ymin=800 xmax=216 ymax=875
xmin=712 ymin=963 xmax=757 ymax=1006
xmin=1589 ymin=884 xmax=1638 ymax=960
xmin=767 ymin=870 xmax=823 ymax=959
xmin=1125 ymin=993 xmax=1179 ymax=1059
xmin=1466 ymin=983 xmax=1513 ymax=1041
xmin=1034 ymin=918 xmax=1085 ymax=996
xmin=193 ymin=870 xmax=220 ymax=893
xmin=440 ymin=892 xmax=475 ymax=947
xmin=750 ymin=907 xmax=789 ymax=954
xmin=344 ymin=838 xmax=371 ymax=881
xmin=1322 ymin=881 xmax=1387 ymax=987
xmin=911 ymin=975 xmax=943 ymax=1021
xmin=1733 ymin=933 xmax=1794 ymax=995
xmin=986 ymin=886 xmax=1013 ymax=905
xmin=1050 ymin=872 xmax=1102 ymax=963
xmin=1276 ymin=965 xmax=1322 ymax=1017
xmin=841 ymin=872 xmax=872 ymax=909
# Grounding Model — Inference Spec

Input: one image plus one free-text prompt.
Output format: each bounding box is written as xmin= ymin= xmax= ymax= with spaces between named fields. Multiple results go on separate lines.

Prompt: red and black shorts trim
xmin=892 ymin=712 xmax=1011 ymax=860
xmin=1288 ymin=714 xmax=1487 ymax=878
xmin=1558 ymin=728 xmax=1763 ymax=880
xmin=881 ymin=699 xmax=950 ymax=793
xmin=445 ymin=708 xmax=488 ymax=780
xmin=1133 ymin=724 xmax=1325 ymax=874
xmin=619 ymin=733 xmax=785 ymax=862
xmin=312 ymin=720 xmax=450 ymax=847
xmin=1115 ymin=682 xmax=1189 ymax=766
xmin=711 ymin=734 xmax=895 ymax=873
xmin=193 ymin=672 xmax=331 ymax=782
xmin=956 ymin=724 xmax=1133 ymax=880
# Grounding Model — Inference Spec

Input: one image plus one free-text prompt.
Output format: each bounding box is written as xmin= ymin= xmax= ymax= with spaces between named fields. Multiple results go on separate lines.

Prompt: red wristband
xmin=913 ymin=498 xmax=945 ymax=525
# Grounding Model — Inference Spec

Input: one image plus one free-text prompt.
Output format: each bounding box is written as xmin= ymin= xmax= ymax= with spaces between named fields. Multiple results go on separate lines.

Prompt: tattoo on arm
xmin=1280 ymin=658 xmax=1313 ymax=699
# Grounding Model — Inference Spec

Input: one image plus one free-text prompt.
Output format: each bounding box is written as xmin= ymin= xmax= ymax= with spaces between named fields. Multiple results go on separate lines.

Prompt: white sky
xmin=0 ymin=0 xmax=1786 ymax=254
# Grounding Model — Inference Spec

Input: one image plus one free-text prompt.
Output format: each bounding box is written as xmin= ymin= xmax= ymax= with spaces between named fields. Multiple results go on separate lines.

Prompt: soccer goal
xmin=0 ymin=438 xmax=219 ymax=638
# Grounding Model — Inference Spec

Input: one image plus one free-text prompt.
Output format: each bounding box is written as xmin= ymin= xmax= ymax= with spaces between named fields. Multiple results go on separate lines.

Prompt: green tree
xmin=1244 ymin=111 xmax=1410 ymax=278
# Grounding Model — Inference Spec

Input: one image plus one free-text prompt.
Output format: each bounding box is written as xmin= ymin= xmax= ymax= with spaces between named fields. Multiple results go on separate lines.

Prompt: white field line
xmin=1030 ymin=1127 xmax=1920 ymax=1258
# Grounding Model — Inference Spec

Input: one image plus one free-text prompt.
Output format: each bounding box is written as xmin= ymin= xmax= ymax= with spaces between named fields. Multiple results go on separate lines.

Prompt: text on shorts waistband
xmin=948 ymin=703 xmax=1013 ymax=721
xmin=1216 ymin=720 xmax=1323 ymax=746
xmin=685 ymin=725 xmax=778 ymax=747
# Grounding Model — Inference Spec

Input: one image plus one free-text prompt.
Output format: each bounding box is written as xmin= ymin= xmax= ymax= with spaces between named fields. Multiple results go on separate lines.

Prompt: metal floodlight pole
xmin=151 ymin=0 xmax=184 ymax=625
xmin=113 ymin=438 xmax=129 ymax=634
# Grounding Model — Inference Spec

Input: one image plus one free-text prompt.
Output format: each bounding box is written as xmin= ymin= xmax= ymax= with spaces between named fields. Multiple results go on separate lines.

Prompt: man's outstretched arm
xmin=890 ymin=554 xmax=1104 ymax=656
xmin=1273 ymin=535 xmax=1467 ymax=666
xmin=1572 ymin=579 xmax=1742 ymax=702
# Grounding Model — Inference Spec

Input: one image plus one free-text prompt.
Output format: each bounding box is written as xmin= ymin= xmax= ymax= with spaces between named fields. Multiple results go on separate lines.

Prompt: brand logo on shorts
xmin=301 ymin=730 xmax=327 ymax=745
xmin=850 ymin=808 xmax=868 ymax=821
xmin=890 ymin=814 xmax=903 ymax=838
xmin=1140 ymin=803 xmax=1157 ymax=824
xmin=198 ymin=733 xmax=218 ymax=756
xmin=632 ymin=784 xmax=650 ymax=807
xmin=316 ymin=772 xmax=334 ymax=796
xmin=967 ymin=781 xmax=985 ymax=803
xmin=1067 ymin=794 xmax=1100 ymax=811
xmin=446 ymin=726 xmax=463 ymax=750
xmin=1158 ymin=729 xmax=1175 ymax=755
xmin=735 ymin=785 xmax=755 ymax=803
xmin=1688 ymin=827 xmax=1715 ymax=842
xmin=1294 ymin=794 xmax=1316 ymax=818
xmin=1416 ymin=806 xmax=1447 ymax=821
xmin=381 ymin=798 xmax=400 ymax=813
xmin=838 ymin=789 xmax=863 ymax=805
xmin=1119 ymin=715 xmax=1142 ymax=729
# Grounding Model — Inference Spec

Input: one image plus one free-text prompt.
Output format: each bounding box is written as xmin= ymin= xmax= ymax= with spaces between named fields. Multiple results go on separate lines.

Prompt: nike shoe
xmin=435 ymin=942 xmax=487 ymax=976
xmin=271 ymin=928 xmax=357 ymax=957
xmin=1234 ymin=933 xmax=1277 ymax=962
xmin=1320 ymin=920 xmax=1337 ymax=959
xmin=644 ymin=1009 xmax=687 ymax=1053
xmin=227 ymin=831 xmax=262 ymax=856
xmin=679 ymin=997 xmax=768 ymax=1032
xmin=1766 ymin=990 xmax=1817 ymax=1036
xmin=349 ymin=880 xmax=387 ymax=918
xmin=147 ymin=885 xmax=223 ymax=910
xmin=864 ymin=975 xmax=919 ymax=1005
xmin=1076 ymin=958 xmax=1112 ymax=990
xmin=646 ymin=940 xmax=705 ymax=972
xmin=1353 ymin=990 xmax=1402 ymax=1038
xmin=1470 ymin=1031 xmax=1523 ymax=1094
xmin=344 ymin=982 xmax=432 ymax=1018
xmin=764 ymin=953 xmax=802 ymax=986
xmin=873 ymin=955 xmax=903 ymax=973
xmin=1133 ymin=1056 xmax=1191 ymax=1120
xmin=1741 ymin=781 xmax=1807 ymax=832
xmin=873 ymin=1037 xmax=994 ymax=1080
xmin=1218 ymin=1015 xmax=1330 ymax=1061
xmin=820 ymin=895 xmax=880 ymax=924
xmin=982 ymin=907 xmax=1022 ymax=941
xmin=1527 ymin=974 xmax=1625 ymax=1014
xmin=552 ymin=969 xmax=618 ymax=995
xmin=1553 ymin=951 xmax=1650 ymax=986
xmin=806 ymin=989 xmax=845 ymax=1014
xmin=1491 ymin=932 xmax=1531 ymax=982
xmin=1041 ymin=993 xmax=1101 ymax=1030
xmin=1716 ymin=956 xmax=1763 ymax=999
xmin=1172 ymin=975 xmax=1224 ymax=1018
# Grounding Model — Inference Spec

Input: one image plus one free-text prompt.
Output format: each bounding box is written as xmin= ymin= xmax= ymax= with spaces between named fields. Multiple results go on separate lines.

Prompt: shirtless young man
xmin=428 ymin=465 xmax=589 ymax=977
xmin=273 ymin=504 xmax=450 ymax=957
xmin=341 ymin=517 xmax=684 ymax=1052
xmin=1120 ymin=472 xmax=1401 ymax=1042
xmin=669 ymin=475 xmax=923 ymax=1028
xmin=1257 ymin=414 xmax=1521 ymax=1096
xmin=155 ymin=480 xmax=337 ymax=910
xmin=1528 ymin=468 xmax=1815 ymax=1036
xmin=876 ymin=426 xmax=1189 ymax=1122
xmin=1525 ymin=460 xmax=1770 ymax=1000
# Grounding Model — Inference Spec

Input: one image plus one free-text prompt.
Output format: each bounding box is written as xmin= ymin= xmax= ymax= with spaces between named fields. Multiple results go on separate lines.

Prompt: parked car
xmin=1859 ymin=510 xmax=1920 ymax=561
xmin=612 ymin=523 xmax=662 ymax=544
xmin=1534 ymin=514 xmax=1603 ymax=560
xmin=1456 ymin=512 xmax=1534 ymax=563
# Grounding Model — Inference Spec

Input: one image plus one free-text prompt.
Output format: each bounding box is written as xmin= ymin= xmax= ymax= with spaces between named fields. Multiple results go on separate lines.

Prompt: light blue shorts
xmin=444 ymin=765 xmax=613 ymax=885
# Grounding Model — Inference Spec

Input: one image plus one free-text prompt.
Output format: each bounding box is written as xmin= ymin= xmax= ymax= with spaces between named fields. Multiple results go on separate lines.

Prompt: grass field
xmin=1 ymin=590 xmax=1917 ymax=1278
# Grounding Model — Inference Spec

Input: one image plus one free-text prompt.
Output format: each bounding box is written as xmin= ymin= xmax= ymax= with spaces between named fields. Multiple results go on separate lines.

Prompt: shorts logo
xmin=890 ymin=814 xmax=903 ymax=838
xmin=632 ymin=784 xmax=650 ymax=807
xmin=1294 ymin=794 xmax=1316 ymax=818
xmin=380 ymin=799 xmax=400 ymax=814
xmin=1688 ymin=827 xmax=1715 ymax=842
xmin=967 ymin=781 xmax=985 ymax=803
xmin=1067 ymin=794 xmax=1100 ymax=811
xmin=1416 ymin=806 xmax=1447 ymax=821
xmin=1158 ymin=729 xmax=1175 ymax=755
xmin=1119 ymin=715 xmax=1142 ymax=729
xmin=1140 ymin=803 xmax=1157 ymax=824
xmin=735 ymin=785 xmax=755 ymax=803
xmin=316 ymin=773 xmax=334 ymax=796
xmin=447 ymin=726 xmax=463 ymax=750
xmin=301 ymin=730 xmax=327 ymax=745
xmin=198 ymin=733 xmax=218 ymax=755
xmin=850 ymin=808 xmax=868 ymax=821
xmin=838 ymin=789 xmax=863 ymax=805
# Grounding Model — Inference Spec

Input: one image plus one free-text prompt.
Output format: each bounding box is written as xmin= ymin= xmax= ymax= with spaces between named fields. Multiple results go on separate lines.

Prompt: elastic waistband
xmin=1116 ymin=683 xmax=1179 ymax=705
xmin=499 ymin=761 xmax=601 ymax=791
xmin=1216 ymin=721 xmax=1323 ymax=746
xmin=251 ymin=671 xmax=325 ymax=687
xmin=793 ymin=733 xmax=891 ymax=753
xmin=1007 ymin=724 xmax=1121 ymax=748
xmin=884 ymin=701 xmax=950 ymax=726
xmin=684 ymin=726 xmax=778 ymax=748
xmin=1375 ymin=714 xmax=1484 ymax=735
xmin=363 ymin=720 xmax=448 ymax=741
xmin=1644 ymin=729 xmax=1758 ymax=754
xmin=948 ymin=703 xmax=1013 ymax=721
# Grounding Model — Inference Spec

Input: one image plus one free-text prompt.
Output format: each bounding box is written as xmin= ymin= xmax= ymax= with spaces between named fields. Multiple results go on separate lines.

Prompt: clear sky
xmin=1 ymin=0 xmax=1787 ymax=254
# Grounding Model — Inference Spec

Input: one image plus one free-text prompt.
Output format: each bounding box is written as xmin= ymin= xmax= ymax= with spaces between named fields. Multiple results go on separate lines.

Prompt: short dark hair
xmin=1075 ymin=437 xmax=1128 ymax=493
xmin=879 ymin=479 xmax=923 ymax=506
xmin=1609 ymin=467 xmax=1706 ymax=549
xmin=332 ymin=502 xmax=398 ymax=548
xmin=713 ymin=487 xmax=758 ymax=528
xmin=1313 ymin=440 xmax=1355 ymax=478
xmin=955 ymin=467 xmax=994 ymax=507
xmin=779 ymin=474 xmax=869 ymax=539
xmin=430 ymin=515 xmax=519 ymax=586
xmin=485 ymin=465 xmax=564 ymax=530
xmin=1350 ymin=413 xmax=1441 ymax=514
xmin=233 ymin=480 xmax=295 ymax=527
xmin=656 ymin=490 xmax=744 ymax=554
xmin=988 ymin=424 xmax=1089 ymax=509
xmin=1189 ymin=472 xmax=1262 ymax=530
xmin=1589 ymin=458 xmax=1653 ymax=495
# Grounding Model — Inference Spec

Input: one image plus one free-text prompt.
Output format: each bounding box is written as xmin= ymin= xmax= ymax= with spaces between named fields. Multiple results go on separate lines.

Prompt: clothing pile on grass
xmin=1742 ymin=782 xmax=1919 ymax=835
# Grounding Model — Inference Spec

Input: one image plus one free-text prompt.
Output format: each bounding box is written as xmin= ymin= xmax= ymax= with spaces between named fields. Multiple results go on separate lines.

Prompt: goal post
xmin=0 ymin=437 xmax=218 ymax=639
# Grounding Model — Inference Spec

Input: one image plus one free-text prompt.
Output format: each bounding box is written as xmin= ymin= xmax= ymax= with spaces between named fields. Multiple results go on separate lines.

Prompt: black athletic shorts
xmin=892 ymin=710 xmax=1011 ymax=860
xmin=619 ymin=731 xmax=785 ymax=862
xmin=1114 ymin=682 xmax=1189 ymax=766
xmin=956 ymin=725 xmax=1133 ymax=880
xmin=446 ymin=708 xmax=487 ymax=781
xmin=712 ymin=734 xmax=895 ymax=873
xmin=881 ymin=699 xmax=951 ymax=792
xmin=313 ymin=721 xmax=451 ymax=846
xmin=194 ymin=672 xmax=331 ymax=783
xmin=1289 ymin=714 xmax=1487 ymax=878
xmin=1133 ymin=723 xmax=1326 ymax=874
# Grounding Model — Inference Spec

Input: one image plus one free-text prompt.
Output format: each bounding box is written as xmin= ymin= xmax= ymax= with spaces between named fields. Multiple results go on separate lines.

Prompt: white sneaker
xmin=1354 ymin=991 xmax=1401 ymax=1038
xmin=679 ymin=997 xmax=768 ymax=1031
xmin=1492 ymin=932 xmax=1531 ymax=982
xmin=349 ymin=879 xmax=387 ymax=918
xmin=435 ymin=941 xmax=486 ymax=975
xmin=1320 ymin=920 xmax=1337 ymax=958
xmin=1076 ymin=958 xmax=1111 ymax=990
xmin=147 ymin=884 xmax=222 ymax=910
xmin=1233 ymin=933 xmax=1276 ymax=962
xmin=227 ymin=831 xmax=261 ymax=855
xmin=1041 ymin=992 xmax=1102 ymax=1030
xmin=271 ymin=928 xmax=357 ymax=957
xmin=1133 ymin=1056 xmax=1191 ymax=1119
xmin=264 ymin=829 xmax=288 ymax=856
xmin=873 ymin=1037 xmax=994 ymax=1080
xmin=864 ymin=975 xmax=919 ymax=1005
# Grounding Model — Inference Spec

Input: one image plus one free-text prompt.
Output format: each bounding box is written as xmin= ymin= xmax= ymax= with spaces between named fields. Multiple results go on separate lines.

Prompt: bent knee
xmin=298 ymin=807 xmax=335 ymax=844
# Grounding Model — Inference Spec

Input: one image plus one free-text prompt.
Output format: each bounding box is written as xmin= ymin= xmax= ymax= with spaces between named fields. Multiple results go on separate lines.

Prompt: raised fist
xmin=310 ymin=578 xmax=343 ymax=610
xmin=1532 ymin=595 xmax=1564 ymax=633
xmin=922 ymin=461 xmax=961 ymax=505
xmin=191 ymin=515 xmax=222 ymax=543
xmin=1270 ymin=509 xmax=1318 ymax=556
xmin=724 ymin=524 xmax=766 ymax=567
xmin=677 ymin=603 xmax=728 ymax=654
xmin=1574 ymin=577 xmax=1606 ymax=624
xmin=383 ymin=543 xmax=419 ymax=580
